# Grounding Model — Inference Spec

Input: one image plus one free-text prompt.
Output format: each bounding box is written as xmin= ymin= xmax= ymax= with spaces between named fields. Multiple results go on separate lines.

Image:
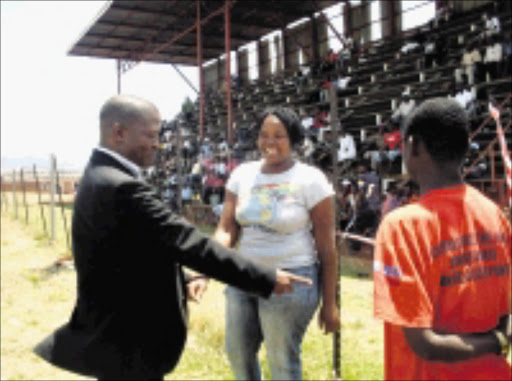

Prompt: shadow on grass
xmin=36 ymin=257 xmax=74 ymax=282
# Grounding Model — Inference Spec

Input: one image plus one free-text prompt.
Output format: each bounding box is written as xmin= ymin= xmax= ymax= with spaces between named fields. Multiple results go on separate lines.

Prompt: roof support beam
xmin=114 ymin=1 xmax=235 ymax=74
xmin=197 ymin=0 xmax=205 ymax=139
xmin=225 ymin=0 xmax=233 ymax=145
xmin=170 ymin=63 xmax=198 ymax=94
xmin=136 ymin=1 xmax=234 ymax=68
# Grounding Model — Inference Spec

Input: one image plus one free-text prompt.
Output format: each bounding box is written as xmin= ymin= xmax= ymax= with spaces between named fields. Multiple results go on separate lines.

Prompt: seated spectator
xmin=182 ymin=139 xmax=192 ymax=162
xmin=365 ymin=123 xmax=402 ymax=173
xmin=319 ymin=75 xmax=335 ymax=102
xmin=335 ymin=72 xmax=352 ymax=90
xmin=214 ymin=155 xmax=228 ymax=180
xmin=299 ymin=108 xmax=312 ymax=128
xmin=338 ymin=35 xmax=354 ymax=71
xmin=345 ymin=179 xmax=379 ymax=251
xmin=300 ymin=132 xmax=316 ymax=164
xmin=294 ymin=69 xmax=307 ymax=88
xmin=483 ymin=13 xmax=501 ymax=38
xmin=337 ymin=179 xmax=356 ymax=231
xmin=181 ymin=180 xmax=193 ymax=206
xmin=451 ymin=83 xmax=475 ymax=115
xmin=483 ymin=35 xmax=503 ymax=81
xmin=381 ymin=181 xmax=400 ymax=218
xmin=202 ymin=166 xmax=225 ymax=206
xmin=337 ymin=123 xmax=357 ymax=172
xmin=200 ymin=137 xmax=213 ymax=159
xmin=463 ymin=142 xmax=489 ymax=179
xmin=391 ymin=90 xmax=416 ymax=132
xmin=356 ymin=161 xmax=380 ymax=218
xmin=321 ymin=49 xmax=337 ymax=73
xmin=312 ymin=107 xmax=329 ymax=134
xmin=400 ymin=40 xmax=421 ymax=55
xmin=455 ymin=42 xmax=482 ymax=86
xmin=362 ymin=124 xmax=386 ymax=171
xmin=423 ymin=35 xmax=436 ymax=69
xmin=398 ymin=179 xmax=420 ymax=206
xmin=190 ymin=158 xmax=203 ymax=193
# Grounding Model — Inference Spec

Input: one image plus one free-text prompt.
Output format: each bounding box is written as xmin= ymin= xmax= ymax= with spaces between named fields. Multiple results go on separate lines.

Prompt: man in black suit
xmin=34 ymin=95 xmax=311 ymax=380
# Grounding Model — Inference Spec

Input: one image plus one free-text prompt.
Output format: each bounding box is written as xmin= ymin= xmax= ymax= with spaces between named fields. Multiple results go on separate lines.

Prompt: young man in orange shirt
xmin=374 ymin=98 xmax=511 ymax=380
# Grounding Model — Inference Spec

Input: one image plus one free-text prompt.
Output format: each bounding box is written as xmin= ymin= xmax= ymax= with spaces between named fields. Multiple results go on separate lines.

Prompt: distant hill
xmin=1 ymin=156 xmax=83 ymax=173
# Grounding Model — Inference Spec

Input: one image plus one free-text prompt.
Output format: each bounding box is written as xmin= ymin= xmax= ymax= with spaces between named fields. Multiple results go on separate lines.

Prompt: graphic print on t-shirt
xmin=236 ymin=182 xmax=300 ymax=232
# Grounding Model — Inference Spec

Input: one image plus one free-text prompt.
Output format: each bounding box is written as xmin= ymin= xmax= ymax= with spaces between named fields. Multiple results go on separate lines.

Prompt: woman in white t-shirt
xmin=213 ymin=106 xmax=339 ymax=380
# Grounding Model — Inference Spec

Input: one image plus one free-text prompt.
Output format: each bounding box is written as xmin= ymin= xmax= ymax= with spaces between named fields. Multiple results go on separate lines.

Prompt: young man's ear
xmin=410 ymin=135 xmax=420 ymax=156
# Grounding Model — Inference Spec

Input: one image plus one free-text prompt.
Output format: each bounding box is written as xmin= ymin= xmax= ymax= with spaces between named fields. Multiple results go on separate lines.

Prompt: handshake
xmin=187 ymin=269 xmax=313 ymax=302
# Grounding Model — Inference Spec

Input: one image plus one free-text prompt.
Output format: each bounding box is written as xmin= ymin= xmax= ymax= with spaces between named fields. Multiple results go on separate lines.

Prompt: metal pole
xmin=329 ymin=84 xmax=342 ymax=381
xmin=491 ymin=142 xmax=496 ymax=182
xmin=176 ymin=125 xmax=183 ymax=214
xmin=20 ymin=168 xmax=29 ymax=224
xmin=50 ymin=154 xmax=56 ymax=243
xmin=0 ymin=177 xmax=5 ymax=212
xmin=33 ymin=164 xmax=48 ymax=238
xmin=54 ymin=161 xmax=71 ymax=251
xmin=225 ymin=0 xmax=233 ymax=144
xmin=12 ymin=170 xmax=18 ymax=220
xmin=197 ymin=0 xmax=205 ymax=140
xmin=117 ymin=59 xmax=122 ymax=94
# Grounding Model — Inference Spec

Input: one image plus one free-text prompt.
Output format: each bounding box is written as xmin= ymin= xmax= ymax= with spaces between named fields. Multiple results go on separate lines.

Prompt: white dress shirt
xmin=96 ymin=146 xmax=142 ymax=179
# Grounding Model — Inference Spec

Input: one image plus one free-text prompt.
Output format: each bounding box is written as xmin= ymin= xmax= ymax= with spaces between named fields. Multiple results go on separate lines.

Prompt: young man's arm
xmin=403 ymin=314 xmax=511 ymax=362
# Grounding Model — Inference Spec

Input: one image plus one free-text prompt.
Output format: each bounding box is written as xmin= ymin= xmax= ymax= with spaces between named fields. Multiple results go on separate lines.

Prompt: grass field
xmin=1 ymin=191 xmax=383 ymax=380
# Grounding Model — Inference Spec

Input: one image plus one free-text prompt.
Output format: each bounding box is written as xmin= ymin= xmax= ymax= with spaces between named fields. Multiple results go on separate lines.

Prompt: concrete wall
xmin=351 ymin=1 xmax=372 ymax=44
xmin=204 ymin=60 xmax=219 ymax=91
xmin=381 ymin=0 xmax=402 ymax=39
xmin=258 ymin=39 xmax=271 ymax=80
xmin=237 ymin=49 xmax=249 ymax=84
xmin=274 ymin=34 xmax=284 ymax=74
xmin=316 ymin=14 xmax=330 ymax=59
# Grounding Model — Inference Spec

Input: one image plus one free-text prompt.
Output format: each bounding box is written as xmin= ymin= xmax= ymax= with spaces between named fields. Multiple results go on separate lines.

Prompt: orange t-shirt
xmin=374 ymin=184 xmax=511 ymax=381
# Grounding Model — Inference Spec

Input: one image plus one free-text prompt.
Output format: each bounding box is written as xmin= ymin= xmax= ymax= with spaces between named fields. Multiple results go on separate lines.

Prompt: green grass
xmin=1 ymin=191 xmax=384 ymax=380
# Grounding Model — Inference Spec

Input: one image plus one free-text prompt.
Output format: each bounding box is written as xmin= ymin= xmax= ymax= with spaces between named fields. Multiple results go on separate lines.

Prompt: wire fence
xmin=1 ymin=156 xmax=78 ymax=255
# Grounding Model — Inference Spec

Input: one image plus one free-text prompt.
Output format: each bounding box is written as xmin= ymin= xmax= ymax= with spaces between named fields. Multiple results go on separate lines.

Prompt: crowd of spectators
xmin=146 ymin=4 xmax=510 ymax=248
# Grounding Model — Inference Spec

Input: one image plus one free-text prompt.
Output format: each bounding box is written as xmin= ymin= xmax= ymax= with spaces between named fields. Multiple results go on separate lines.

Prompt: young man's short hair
xmin=404 ymin=97 xmax=469 ymax=163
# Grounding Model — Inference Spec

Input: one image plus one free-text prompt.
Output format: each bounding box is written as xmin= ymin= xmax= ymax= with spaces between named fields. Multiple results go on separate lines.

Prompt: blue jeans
xmin=225 ymin=264 xmax=320 ymax=380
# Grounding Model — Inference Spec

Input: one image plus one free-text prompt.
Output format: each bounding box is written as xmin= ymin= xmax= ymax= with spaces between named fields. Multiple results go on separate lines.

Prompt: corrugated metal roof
xmin=68 ymin=0 xmax=341 ymax=66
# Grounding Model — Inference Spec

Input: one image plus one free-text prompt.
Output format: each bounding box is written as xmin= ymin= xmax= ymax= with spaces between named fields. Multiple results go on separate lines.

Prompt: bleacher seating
xmin=160 ymin=0 xmax=511 ymax=208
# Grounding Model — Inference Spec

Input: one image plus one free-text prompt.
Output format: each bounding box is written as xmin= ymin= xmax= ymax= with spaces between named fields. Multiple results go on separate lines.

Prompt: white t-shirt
xmin=337 ymin=134 xmax=357 ymax=162
xmin=226 ymin=160 xmax=334 ymax=268
xmin=301 ymin=116 xmax=313 ymax=130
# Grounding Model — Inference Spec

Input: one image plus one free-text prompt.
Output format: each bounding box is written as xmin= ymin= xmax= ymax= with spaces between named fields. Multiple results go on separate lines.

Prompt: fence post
xmin=329 ymin=84 xmax=342 ymax=381
xmin=1 ymin=175 xmax=7 ymax=212
xmin=20 ymin=168 xmax=29 ymax=224
xmin=12 ymin=170 xmax=18 ymax=220
xmin=54 ymin=158 xmax=71 ymax=251
xmin=50 ymin=154 xmax=56 ymax=243
xmin=33 ymin=164 xmax=48 ymax=238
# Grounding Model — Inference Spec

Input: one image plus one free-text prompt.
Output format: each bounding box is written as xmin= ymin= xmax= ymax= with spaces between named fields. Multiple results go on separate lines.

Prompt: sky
xmin=1 ymin=1 xmax=199 ymax=171
xmin=1 ymin=0 xmax=433 ymax=172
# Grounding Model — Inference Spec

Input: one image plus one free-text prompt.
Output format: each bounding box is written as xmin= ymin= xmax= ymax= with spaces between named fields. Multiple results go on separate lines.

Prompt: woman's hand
xmin=318 ymin=302 xmax=340 ymax=334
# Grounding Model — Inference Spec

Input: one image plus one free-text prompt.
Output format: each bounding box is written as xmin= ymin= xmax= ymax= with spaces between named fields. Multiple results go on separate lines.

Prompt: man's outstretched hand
xmin=274 ymin=269 xmax=313 ymax=295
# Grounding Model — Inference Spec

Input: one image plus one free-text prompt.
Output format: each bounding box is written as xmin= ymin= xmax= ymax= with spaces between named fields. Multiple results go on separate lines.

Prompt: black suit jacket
xmin=34 ymin=149 xmax=275 ymax=378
